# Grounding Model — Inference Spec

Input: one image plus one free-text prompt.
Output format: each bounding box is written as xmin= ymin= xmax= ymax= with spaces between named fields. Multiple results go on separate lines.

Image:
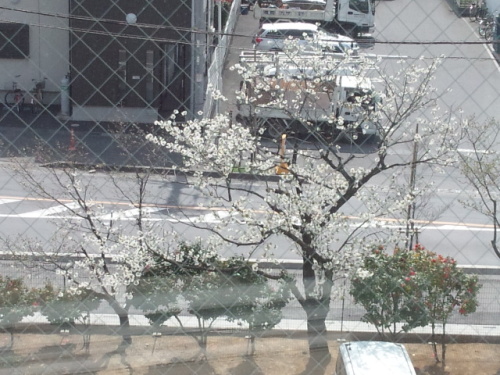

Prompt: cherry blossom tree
xmin=4 ymin=164 xmax=165 ymax=345
xmin=146 ymin=54 xmax=463 ymax=353
xmin=458 ymin=118 xmax=500 ymax=258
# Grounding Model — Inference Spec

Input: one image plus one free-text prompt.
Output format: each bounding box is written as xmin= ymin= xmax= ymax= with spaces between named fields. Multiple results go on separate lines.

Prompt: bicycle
xmin=4 ymin=79 xmax=25 ymax=113
xmin=478 ymin=13 xmax=495 ymax=40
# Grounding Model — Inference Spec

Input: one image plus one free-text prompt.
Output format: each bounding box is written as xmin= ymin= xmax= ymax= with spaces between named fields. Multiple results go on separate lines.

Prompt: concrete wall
xmin=0 ymin=1 xmax=69 ymax=104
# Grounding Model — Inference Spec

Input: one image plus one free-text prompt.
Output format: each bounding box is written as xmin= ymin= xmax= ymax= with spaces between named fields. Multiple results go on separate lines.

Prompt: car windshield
xmin=340 ymin=41 xmax=359 ymax=53
xmin=349 ymin=0 xmax=370 ymax=14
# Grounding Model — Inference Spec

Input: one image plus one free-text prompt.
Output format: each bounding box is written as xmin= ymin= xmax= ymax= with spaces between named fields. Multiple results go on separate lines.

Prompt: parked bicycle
xmin=4 ymin=78 xmax=46 ymax=114
xmin=4 ymin=79 xmax=25 ymax=113
xmin=478 ymin=13 xmax=495 ymax=40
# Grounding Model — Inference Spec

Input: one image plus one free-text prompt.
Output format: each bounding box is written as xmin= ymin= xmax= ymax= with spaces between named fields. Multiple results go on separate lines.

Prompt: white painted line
xmin=16 ymin=202 xmax=81 ymax=218
xmin=351 ymin=222 xmax=493 ymax=231
xmin=98 ymin=207 xmax=164 ymax=221
xmin=177 ymin=210 xmax=233 ymax=223
xmin=457 ymin=148 xmax=490 ymax=154
xmin=0 ymin=199 xmax=20 ymax=205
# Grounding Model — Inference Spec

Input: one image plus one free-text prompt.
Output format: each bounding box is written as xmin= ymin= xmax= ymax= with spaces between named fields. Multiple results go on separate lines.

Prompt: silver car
xmin=252 ymin=22 xmax=359 ymax=54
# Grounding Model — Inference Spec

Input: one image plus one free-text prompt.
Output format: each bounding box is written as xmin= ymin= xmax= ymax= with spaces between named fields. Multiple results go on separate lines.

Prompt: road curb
xmin=17 ymin=312 xmax=500 ymax=340
xmin=40 ymin=161 xmax=284 ymax=182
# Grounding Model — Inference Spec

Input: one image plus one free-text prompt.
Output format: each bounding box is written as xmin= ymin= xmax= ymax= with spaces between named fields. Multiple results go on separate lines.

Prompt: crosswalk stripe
xmin=17 ymin=202 xmax=82 ymax=218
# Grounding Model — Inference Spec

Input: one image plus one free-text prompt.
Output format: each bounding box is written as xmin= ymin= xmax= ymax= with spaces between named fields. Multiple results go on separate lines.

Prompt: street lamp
xmin=126 ymin=13 xmax=137 ymax=25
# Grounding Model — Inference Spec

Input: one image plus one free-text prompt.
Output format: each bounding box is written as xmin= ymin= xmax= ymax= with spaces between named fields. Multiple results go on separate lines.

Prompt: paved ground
xmin=1 ymin=327 xmax=499 ymax=375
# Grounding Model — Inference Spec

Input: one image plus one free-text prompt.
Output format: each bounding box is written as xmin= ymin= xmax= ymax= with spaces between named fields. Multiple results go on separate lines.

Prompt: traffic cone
xmin=68 ymin=128 xmax=77 ymax=151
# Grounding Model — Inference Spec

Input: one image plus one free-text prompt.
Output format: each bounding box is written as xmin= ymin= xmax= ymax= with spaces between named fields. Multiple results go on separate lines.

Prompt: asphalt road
xmin=0 ymin=162 xmax=499 ymax=268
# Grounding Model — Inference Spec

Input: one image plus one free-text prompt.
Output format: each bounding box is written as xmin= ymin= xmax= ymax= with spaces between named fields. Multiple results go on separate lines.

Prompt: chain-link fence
xmin=0 ymin=0 xmax=499 ymax=373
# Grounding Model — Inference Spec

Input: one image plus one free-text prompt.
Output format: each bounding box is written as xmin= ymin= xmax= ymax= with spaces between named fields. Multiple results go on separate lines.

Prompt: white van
xmin=335 ymin=341 xmax=417 ymax=375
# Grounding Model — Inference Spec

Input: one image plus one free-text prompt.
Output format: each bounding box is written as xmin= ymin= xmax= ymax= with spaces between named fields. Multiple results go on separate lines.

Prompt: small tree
xmin=128 ymin=252 xmax=184 ymax=338
xmin=459 ymin=118 xmax=500 ymax=258
xmin=0 ymin=276 xmax=37 ymax=348
xmin=350 ymin=246 xmax=429 ymax=340
xmin=351 ymin=244 xmax=480 ymax=366
xmin=410 ymin=244 xmax=480 ymax=365
xmin=130 ymin=242 xmax=291 ymax=358
xmin=211 ymin=257 xmax=292 ymax=356
xmin=37 ymin=283 xmax=102 ymax=351
xmin=37 ymin=283 xmax=102 ymax=328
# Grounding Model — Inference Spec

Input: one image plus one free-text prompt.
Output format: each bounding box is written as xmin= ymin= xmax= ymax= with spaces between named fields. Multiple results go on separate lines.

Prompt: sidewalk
xmin=0 ymin=107 xmax=178 ymax=168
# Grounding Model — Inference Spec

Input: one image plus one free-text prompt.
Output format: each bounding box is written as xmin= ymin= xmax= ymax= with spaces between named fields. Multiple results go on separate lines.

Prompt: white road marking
xmin=0 ymin=199 xmax=21 ymax=205
xmin=16 ymin=202 xmax=82 ymax=218
xmin=457 ymin=148 xmax=490 ymax=155
xmin=176 ymin=210 xmax=232 ymax=223
xmin=98 ymin=207 xmax=164 ymax=221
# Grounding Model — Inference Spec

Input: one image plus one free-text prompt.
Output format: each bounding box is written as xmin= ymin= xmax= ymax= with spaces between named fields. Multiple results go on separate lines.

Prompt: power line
xmin=1 ymin=5 xmax=499 ymax=48
xmin=0 ymin=16 xmax=497 ymax=65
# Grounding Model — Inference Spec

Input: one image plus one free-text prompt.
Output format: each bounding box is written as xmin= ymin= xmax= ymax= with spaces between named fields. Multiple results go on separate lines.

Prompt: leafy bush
xmin=0 ymin=276 xmax=37 ymax=347
xmin=37 ymin=283 xmax=102 ymax=326
xmin=350 ymin=244 xmax=481 ymax=364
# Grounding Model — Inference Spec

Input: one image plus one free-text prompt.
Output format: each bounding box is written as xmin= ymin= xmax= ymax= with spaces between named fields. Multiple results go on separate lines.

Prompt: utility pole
xmin=405 ymin=123 xmax=420 ymax=250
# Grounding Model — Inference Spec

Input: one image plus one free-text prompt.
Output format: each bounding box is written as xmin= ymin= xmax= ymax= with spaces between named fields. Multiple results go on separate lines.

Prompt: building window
xmin=0 ymin=23 xmax=29 ymax=59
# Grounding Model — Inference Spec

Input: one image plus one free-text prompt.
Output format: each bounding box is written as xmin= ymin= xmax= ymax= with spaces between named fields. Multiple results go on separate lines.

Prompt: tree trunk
xmin=304 ymin=297 xmax=331 ymax=351
xmin=118 ymin=314 xmax=132 ymax=345
xmin=302 ymin=248 xmax=333 ymax=353
xmin=107 ymin=297 xmax=132 ymax=345
xmin=441 ymin=324 xmax=447 ymax=366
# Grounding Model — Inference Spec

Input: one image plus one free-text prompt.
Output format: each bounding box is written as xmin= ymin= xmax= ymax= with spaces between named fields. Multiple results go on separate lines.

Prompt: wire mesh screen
xmin=0 ymin=0 xmax=499 ymax=373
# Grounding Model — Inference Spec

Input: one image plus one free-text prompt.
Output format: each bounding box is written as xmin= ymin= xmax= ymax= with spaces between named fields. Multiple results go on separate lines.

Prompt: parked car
xmin=334 ymin=341 xmax=417 ymax=375
xmin=252 ymin=22 xmax=359 ymax=54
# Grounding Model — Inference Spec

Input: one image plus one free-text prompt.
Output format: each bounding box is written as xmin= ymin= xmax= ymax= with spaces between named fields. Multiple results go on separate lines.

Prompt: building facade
xmin=0 ymin=1 xmax=214 ymax=123
xmin=0 ymin=1 xmax=69 ymax=108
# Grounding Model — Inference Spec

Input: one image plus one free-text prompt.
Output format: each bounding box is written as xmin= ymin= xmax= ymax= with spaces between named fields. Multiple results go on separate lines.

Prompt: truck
xmin=254 ymin=0 xmax=375 ymax=37
xmin=237 ymin=50 xmax=380 ymax=142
